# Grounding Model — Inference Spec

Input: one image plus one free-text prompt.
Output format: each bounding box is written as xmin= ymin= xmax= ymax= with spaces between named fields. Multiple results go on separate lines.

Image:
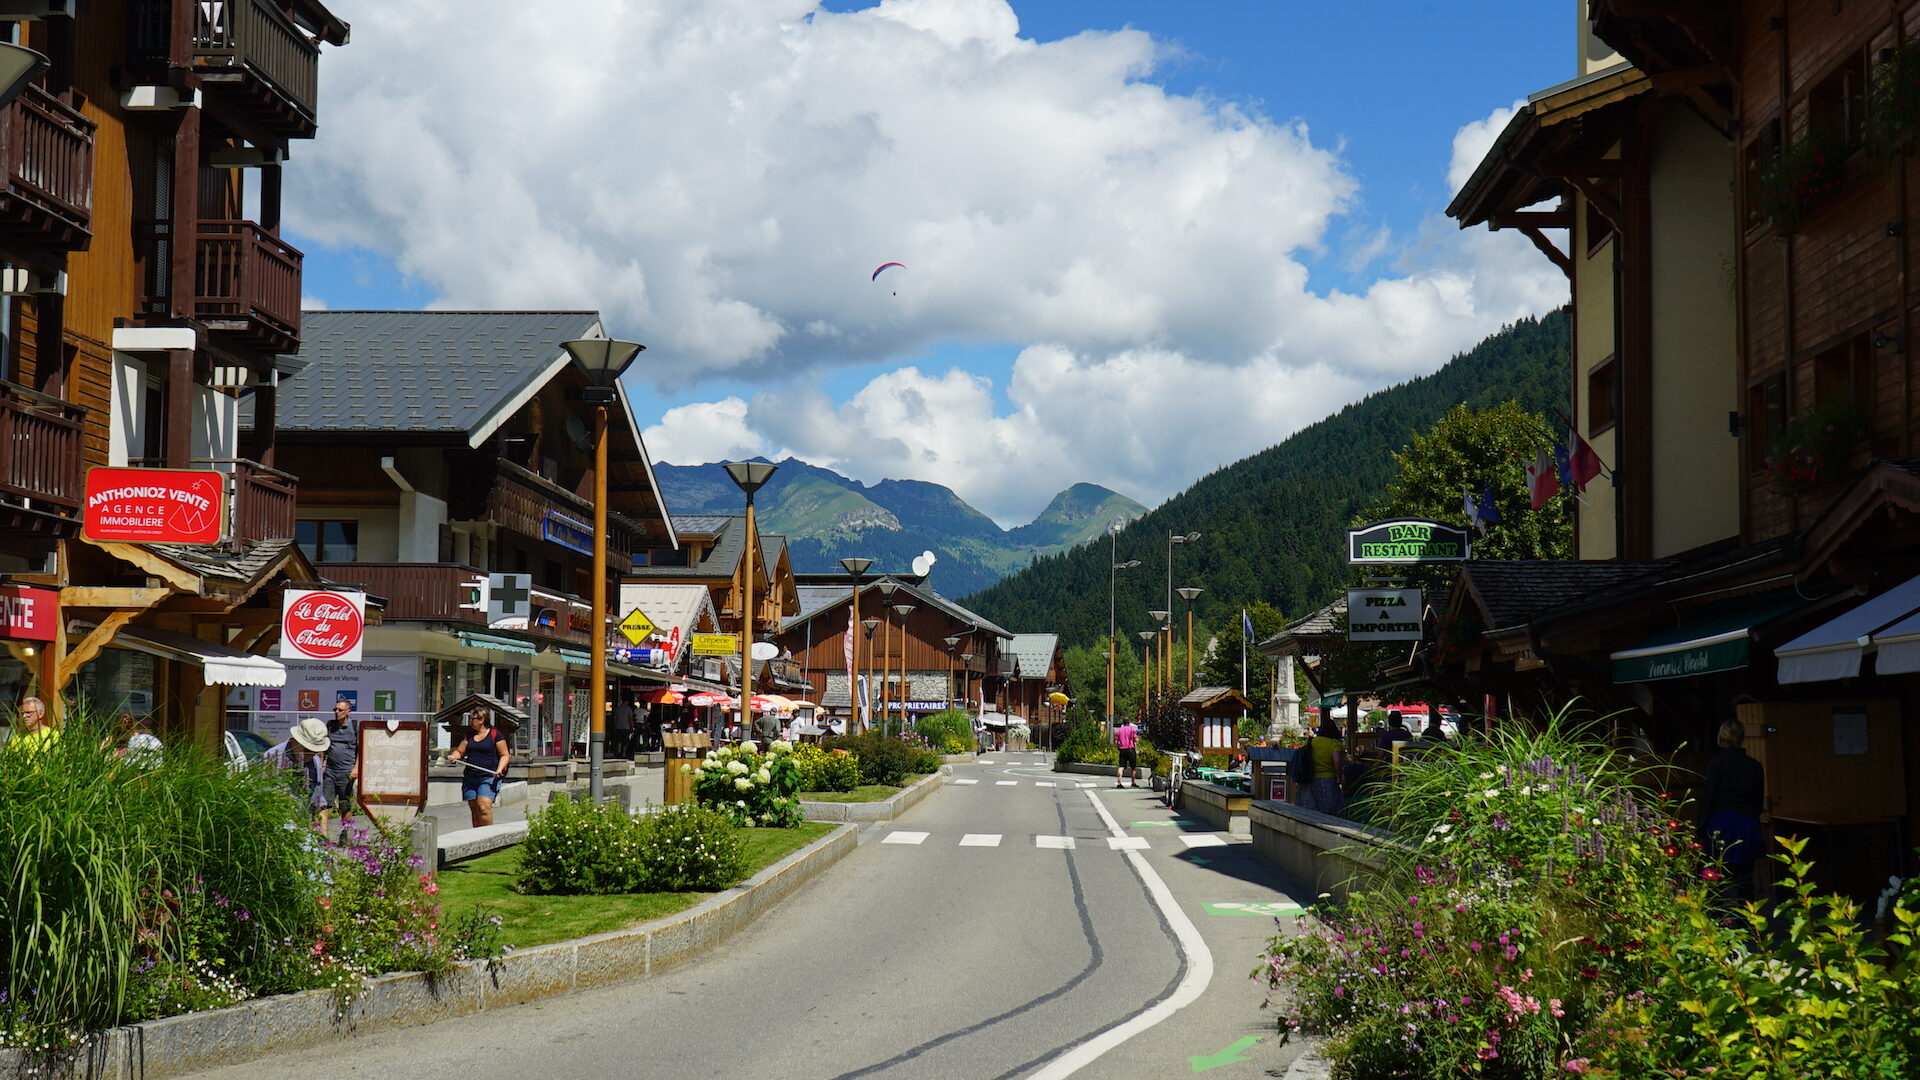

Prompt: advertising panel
xmin=0 ymin=585 xmax=57 ymax=642
xmin=83 ymin=467 xmax=226 ymax=544
xmin=1346 ymin=588 xmax=1425 ymax=642
xmin=281 ymin=589 xmax=366 ymax=663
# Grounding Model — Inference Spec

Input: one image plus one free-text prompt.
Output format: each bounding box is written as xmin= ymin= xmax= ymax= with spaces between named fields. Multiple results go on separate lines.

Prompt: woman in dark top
xmin=1698 ymin=718 xmax=1766 ymax=902
xmin=448 ymin=709 xmax=512 ymax=828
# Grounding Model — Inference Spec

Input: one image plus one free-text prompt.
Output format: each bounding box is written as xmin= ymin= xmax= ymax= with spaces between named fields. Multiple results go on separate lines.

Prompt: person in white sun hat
xmin=262 ymin=717 xmax=332 ymax=821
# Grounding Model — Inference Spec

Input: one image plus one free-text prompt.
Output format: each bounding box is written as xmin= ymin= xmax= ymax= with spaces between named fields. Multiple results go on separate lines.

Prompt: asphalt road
xmin=182 ymin=753 xmax=1314 ymax=1080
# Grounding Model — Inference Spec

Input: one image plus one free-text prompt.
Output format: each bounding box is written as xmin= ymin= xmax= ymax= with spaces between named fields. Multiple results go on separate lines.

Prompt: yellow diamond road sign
xmin=618 ymin=609 xmax=655 ymax=645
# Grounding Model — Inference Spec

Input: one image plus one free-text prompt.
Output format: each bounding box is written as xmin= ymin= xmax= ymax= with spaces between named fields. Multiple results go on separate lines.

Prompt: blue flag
xmin=1241 ymin=608 xmax=1254 ymax=640
xmin=1477 ymin=481 xmax=1501 ymax=526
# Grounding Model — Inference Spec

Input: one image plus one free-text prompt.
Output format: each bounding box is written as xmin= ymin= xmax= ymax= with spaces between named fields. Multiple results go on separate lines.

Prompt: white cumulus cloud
xmin=291 ymin=1 xmax=1566 ymax=523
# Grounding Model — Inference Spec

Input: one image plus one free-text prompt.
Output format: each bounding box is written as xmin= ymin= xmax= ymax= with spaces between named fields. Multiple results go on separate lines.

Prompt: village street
xmin=178 ymin=755 xmax=1308 ymax=1080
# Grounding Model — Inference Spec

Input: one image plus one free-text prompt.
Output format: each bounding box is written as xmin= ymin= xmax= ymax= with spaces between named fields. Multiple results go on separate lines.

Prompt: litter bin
xmin=662 ymin=731 xmax=712 ymax=805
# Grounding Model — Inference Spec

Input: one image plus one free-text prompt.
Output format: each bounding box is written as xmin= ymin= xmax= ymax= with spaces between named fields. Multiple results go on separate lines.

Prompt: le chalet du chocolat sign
xmin=1347 ymin=519 xmax=1470 ymax=565
xmin=83 ymin=467 xmax=227 ymax=545
xmin=281 ymin=589 xmax=366 ymax=664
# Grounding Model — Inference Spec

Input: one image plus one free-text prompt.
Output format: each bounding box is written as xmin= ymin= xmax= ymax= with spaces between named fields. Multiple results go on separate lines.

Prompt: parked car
xmin=224 ymin=729 xmax=274 ymax=769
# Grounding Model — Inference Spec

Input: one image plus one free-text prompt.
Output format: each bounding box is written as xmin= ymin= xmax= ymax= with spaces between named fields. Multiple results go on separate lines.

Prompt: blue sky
xmin=289 ymin=1 xmax=1574 ymax=522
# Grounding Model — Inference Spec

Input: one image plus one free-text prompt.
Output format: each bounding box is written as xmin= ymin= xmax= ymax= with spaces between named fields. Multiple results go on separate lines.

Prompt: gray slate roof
xmin=144 ymin=538 xmax=295 ymax=584
xmin=279 ymin=311 xmax=600 ymax=434
xmin=673 ymin=514 xmax=733 ymax=535
xmin=629 ymin=516 xmax=745 ymax=580
xmin=1005 ymin=633 xmax=1059 ymax=678
xmin=1461 ymin=560 xmax=1674 ymax=632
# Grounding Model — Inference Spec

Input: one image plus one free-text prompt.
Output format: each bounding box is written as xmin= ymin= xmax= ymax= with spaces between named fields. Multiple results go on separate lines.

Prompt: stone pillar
xmin=1268 ymin=656 xmax=1302 ymax=739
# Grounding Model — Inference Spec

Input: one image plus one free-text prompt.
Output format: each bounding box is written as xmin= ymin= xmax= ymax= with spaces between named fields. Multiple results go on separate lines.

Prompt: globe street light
xmin=561 ymin=336 xmax=645 ymax=802
xmin=839 ymin=557 xmax=872 ymax=731
xmin=1176 ymin=585 xmax=1204 ymax=693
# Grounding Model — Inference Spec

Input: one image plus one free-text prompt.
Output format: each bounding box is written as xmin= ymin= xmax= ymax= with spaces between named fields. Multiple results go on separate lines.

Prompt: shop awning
xmin=456 ymin=631 xmax=537 ymax=656
xmin=1776 ymin=575 xmax=1920 ymax=684
xmin=97 ymin=624 xmax=286 ymax=687
xmin=1611 ymin=594 xmax=1811 ymax=684
xmin=1872 ymin=607 xmax=1920 ymax=676
xmin=558 ymin=648 xmax=591 ymax=667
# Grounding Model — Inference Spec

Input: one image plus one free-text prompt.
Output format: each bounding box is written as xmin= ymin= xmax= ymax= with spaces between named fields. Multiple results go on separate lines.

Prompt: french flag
xmin=1526 ymin=446 xmax=1560 ymax=510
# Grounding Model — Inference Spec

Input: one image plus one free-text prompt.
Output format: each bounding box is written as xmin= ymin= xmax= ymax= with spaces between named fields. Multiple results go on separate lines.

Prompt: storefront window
xmin=0 ymin=657 xmax=30 ymax=722
xmin=72 ymin=649 xmax=160 ymax=726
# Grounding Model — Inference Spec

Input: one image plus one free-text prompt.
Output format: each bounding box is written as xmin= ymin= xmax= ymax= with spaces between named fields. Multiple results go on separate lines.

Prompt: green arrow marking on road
xmin=1190 ymin=1035 xmax=1261 ymax=1073
xmin=1204 ymin=901 xmax=1304 ymax=917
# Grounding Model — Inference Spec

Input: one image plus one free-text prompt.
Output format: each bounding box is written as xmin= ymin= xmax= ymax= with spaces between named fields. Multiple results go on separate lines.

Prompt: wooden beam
xmin=1517 ymin=225 xmax=1574 ymax=279
xmin=1490 ymin=209 xmax=1573 ymax=229
xmin=57 ymin=610 xmax=140 ymax=687
xmin=230 ymin=623 xmax=278 ymax=655
xmin=1678 ymin=86 xmax=1733 ymax=138
xmin=197 ymin=608 xmax=284 ymax=628
xmin=59 ymin=586 xmax=172 ymax=610
xmin=1536 ymin=158 xmax=1626 ymax=180
xmin=81 ymin=539 xmax=198 ymax=592
xmin=1564 ymin=177 xmax=1626 ymax=230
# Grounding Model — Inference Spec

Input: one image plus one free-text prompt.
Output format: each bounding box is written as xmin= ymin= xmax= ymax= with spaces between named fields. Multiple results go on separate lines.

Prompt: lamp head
xmin=1176 ymin=586 xmax=1204 ymax=602
xmin=723 ymin=460 xmax=779 ymax=498
xmin=1114 ymin=559 xmax=1141 ymax=570
xmin=1137 ymin=631 xmax=1156 ymax=642
xmin=561 ymin=338 xmax=644 ymax=387
xmin=839 ymin=556 xmax=873 ymax=578
xmin=1148 ymin=609 xmax=1170 ymax=622
xmin=0 ymin=43 xmax=47 ymax=110
xmin=944 ymin=635 xmax=964 ymax=648
xmin=1185 ymin=531 xmax=1202 ymax=543
xmin=862 ymin=618 xmax=880 ymax=638
xmin=875 ymin=580 xmax=900 ymax=600
xmin=891 ymin=603 xmax=914 ymax=618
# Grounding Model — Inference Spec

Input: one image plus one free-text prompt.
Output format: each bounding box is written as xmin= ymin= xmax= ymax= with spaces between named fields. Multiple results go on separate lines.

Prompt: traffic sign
xmin=618 ymin=608 xmax=656 ymax=645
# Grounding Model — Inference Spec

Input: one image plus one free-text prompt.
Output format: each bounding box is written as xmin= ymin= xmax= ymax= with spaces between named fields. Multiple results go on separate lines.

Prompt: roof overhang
xmin=76 ymin=622 xmax=286 ymax=687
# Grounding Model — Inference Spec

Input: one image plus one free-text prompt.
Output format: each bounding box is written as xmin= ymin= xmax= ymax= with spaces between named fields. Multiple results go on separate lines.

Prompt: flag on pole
xmin=1241 ymin=608 xmax=1252 ymax=704
xmin=1460 ymin=483 xmax=1478 ymax=527
xmin=1525 ymin=446 xmax=1561 ymax=510
xmin=1568 ymin=427 xmax=1604 ymax=490
xmin=1476 ymin=480 xmax=1501 ymax=529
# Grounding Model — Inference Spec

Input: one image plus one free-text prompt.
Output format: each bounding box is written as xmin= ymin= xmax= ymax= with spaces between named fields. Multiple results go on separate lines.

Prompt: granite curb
xmin=797 ymin=767 xmax=947 ymax=823
xmin=1 ymin=823 xmax=859 ymax=1080
xmin=1283 ymin=1040 xmax=1333 ymax=1078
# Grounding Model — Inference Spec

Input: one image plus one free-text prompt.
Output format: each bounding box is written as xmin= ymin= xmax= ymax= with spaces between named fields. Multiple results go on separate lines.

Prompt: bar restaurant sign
xmin=1347 ymin=519 xmax=1470 ymax=564
xmin=1347 ymin=588 xmax=1425 ymax=642
xmin=83 ymin=466 xmax=226 ymax=545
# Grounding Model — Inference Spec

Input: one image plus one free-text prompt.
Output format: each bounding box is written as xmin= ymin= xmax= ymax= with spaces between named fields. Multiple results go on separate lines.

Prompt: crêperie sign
xmin=1347 ymin=519 xmax=1470 ymax=564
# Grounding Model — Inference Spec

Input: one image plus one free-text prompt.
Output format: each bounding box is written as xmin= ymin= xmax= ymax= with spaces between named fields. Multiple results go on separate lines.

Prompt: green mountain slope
xmin=962 ymin=310 xmax=1572 ymax=645
xmin=650 ymin=461 xmax=1147 ymax=597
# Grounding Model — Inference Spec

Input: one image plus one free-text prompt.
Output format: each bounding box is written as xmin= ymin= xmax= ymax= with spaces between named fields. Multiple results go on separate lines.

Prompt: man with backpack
xmin=1290 ymin=718 xmax=1346 ymax=814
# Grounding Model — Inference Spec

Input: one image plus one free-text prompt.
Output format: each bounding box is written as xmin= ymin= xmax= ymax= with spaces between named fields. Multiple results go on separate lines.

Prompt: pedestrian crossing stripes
xmin=947 ymin=779 xmax=1151 ymax=789
xmin=1034 ymin=781 xmax=1055 ymax=787
xmin=877 ymin=830 xmax=1236 ymax=851
xmin=995 ymin=780 xmax=1018 ymax=786
xmin=950 ymin=778 xmax=979 ymax=785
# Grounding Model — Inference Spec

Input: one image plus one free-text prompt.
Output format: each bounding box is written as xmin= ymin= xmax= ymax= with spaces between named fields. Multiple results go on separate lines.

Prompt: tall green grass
xmin=0 ymin=705 xmax=321 ymax=1045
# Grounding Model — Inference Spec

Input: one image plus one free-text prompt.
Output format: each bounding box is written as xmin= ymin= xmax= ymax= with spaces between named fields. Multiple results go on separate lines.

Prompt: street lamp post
xmin=724 ymin=461 xmax=778 ymax=745
xmin=873 ymin=580 xmax=900 ymax=731
xmin=861 ymin=618 xmax=880 ymax=730
xmin=1137 ymin=630 xmax=1157 ymax=718
xmin=944 ymin=635 xmax=964 ymax=712
xmin=890 ymin=602 xmax=915 ymax=735
xmin=960 ymin=653 xmax=976 ymax=715
xmin=561 ymin=337 xmax=645 ymax=803
xmin=839 ymin=557 xmax=872 ymax=733
xmin=1176 ymin=586 xmax=1204 ymax=692
xmin=1108 ymin=523 xmax=1140 ymax=735
xmin=1167 ymin=530 xmax=1199 ymax=699
xmin=1148 ymin=609 xmax=1170 ymax=703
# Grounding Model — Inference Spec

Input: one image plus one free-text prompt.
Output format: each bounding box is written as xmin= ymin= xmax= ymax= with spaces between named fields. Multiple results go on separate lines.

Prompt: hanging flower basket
xmin=1867 ymin=40 xmax=1920 ymax=159
xmin=1765 ymin=398 xmax=1868 ymax=496
xmin=1756 ymin=131 xmax=1850 ymax=234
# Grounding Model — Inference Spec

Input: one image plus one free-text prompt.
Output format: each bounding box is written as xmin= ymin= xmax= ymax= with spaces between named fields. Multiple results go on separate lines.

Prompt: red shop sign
xmin=281 ymin=589 xmax=366 ymax=663
xmin=0 ymin=585 xmax=56 ymax=642
xmin=82 ymin=467 xmax=226 ymax=545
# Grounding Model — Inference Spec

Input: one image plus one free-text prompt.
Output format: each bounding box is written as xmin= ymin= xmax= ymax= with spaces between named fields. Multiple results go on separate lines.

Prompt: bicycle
xmin=1165 ymin=749 xmax=1201 ymax=810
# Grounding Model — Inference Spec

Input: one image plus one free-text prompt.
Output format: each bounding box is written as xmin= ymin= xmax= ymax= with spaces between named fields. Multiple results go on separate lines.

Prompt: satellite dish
xmin=751 ymin=641 xmax=779 ymax=660
xmin=563 ymin=413 xmax=592 ymax=451
xmin=910 ymin=550 xmax=936 ymax=577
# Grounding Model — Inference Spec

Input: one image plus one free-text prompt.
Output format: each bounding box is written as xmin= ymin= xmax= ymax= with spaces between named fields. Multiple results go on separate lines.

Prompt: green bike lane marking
xmin=1190 ymin=1035 xmax=1262 ymax=1072
xmin=1202 ymin=901 xmax=1303 ymax=917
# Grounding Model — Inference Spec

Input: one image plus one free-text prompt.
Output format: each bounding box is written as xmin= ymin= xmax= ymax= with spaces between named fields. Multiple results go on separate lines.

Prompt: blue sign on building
xmin=541 ymin=511 xmax=593 ymax=556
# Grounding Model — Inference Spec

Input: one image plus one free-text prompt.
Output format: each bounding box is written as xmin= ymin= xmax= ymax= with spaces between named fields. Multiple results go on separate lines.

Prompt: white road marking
xmin=881 ymin=831 xmax=929 ymax=845
xmin=1106 ymin=836 xmax=1150 ymax=851
xmin=1076 ymin=783 xmax=1096 ymax=789
xmin=1035 ymin=835 xmax=1076 ymax=850
xmin=959 ymin=833 xmax=1002 ymax=847
xmin=951 ymin=778 xmax=979 ymax=785
xmin=996 ymin=780 xmax=1018 ymax=786
xmin=1030 ymin=793 xmax=1215 ymax=1080
xmin=977 ymin=759 xmax=996 ymax=764
xmin=1034 ymin=781 xmax=1056 ymax=787
xmin=1179 ymin=834 xmax=1228 ymax=848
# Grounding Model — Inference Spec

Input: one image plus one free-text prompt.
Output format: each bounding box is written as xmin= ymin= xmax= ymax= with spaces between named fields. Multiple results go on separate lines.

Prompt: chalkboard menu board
xmin=357 ymin=720 xmax=428 ymax=814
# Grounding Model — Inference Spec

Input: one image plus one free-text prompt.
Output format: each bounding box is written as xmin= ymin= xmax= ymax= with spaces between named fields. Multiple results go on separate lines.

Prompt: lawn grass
xmin=434 ymin=821 xmax=836 ymax=950
xmin=798 ymin=775 xmax=931 ymax=802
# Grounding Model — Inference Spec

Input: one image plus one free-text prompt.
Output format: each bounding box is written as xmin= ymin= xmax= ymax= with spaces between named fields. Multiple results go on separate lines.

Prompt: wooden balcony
xmin=179 ymin=457 xmax=296 ymax=543
xmin=131 ymin=0 xmax=329 ymax=139
xmin=0 ymin=378 xmax=83 ymax=541
xmin=487 ymin=460 xmax=637 ymax=573
xmin=315 ymin=562 xmax=487 ymax=624
xmin=139 ymin=220 xmax=303 ymax=353
xmin=0 ymin=85 xmax=93 ymax=249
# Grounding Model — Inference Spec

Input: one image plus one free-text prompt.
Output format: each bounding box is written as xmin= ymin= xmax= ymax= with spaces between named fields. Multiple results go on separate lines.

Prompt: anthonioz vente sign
xmin=1347 ymin=519 xmax=1470 ymax=564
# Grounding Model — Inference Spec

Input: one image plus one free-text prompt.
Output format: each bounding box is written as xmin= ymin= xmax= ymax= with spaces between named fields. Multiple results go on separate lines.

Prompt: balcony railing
xmin=489 ymin=461 xmax=637 ymax=571
xmin=0 ymin=379 xmax=84 ymax=512
xmin=0 ymin=85 xmax=93 ymax=246
xmin=316 ymin=562 xmax=486 ymax=623
xmin=139 ymin=220 xmax=303 ymax=351
xmin=129 ymin=0 xmax=322 ymax=137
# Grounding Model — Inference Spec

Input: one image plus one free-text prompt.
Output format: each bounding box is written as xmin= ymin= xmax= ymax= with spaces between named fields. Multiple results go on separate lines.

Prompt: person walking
xmin=320 ymin=698 xmax=360 ymax=837
xmin=5 ymin=696 xmax=59 ymax=757
xmin=1113 ymin=718 xmax=1140 ymax=788
xmin=1698 ymin=718 xmax=1766 ymax=903
xmin=447 ymin=708 xmax=512 ymax=828
xmin=263 ymin=718 xmax=332 ymax=820
xmin=1299 ymin=718 xmax=1346 ymax=815
xmin=1377 ymin=710 xmax=1413 ymax=753
xmin=610 ymin=692 xmax=634 ymax=759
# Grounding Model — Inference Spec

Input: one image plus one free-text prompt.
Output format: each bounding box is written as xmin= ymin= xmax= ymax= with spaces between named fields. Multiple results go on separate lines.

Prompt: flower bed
xmin=688 ymin=739 xmax=804 ymax=827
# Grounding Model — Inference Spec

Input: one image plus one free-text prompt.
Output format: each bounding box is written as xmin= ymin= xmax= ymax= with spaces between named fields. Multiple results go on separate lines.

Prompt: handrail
xmin=194 ymin=0 xmax=321 ymax=119
xmin=0 ymin=378 xmax=84 ymax=510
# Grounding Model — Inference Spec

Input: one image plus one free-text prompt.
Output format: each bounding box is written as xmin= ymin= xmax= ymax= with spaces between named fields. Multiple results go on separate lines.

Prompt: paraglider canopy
xmin=872 ymin=262 xmax=905 ymax=295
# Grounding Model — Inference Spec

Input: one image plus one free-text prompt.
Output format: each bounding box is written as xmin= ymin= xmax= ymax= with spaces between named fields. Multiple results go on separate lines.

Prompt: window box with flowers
xmin=1756 ymin=131 xmax=1852 ymax=234
xmin=1765 ymin=397 xmax=1868 ymax=496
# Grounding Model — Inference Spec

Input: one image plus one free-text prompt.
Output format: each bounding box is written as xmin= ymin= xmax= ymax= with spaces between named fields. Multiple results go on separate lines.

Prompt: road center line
xmin=1026 ymin=791 xmax=1216 ymax=1079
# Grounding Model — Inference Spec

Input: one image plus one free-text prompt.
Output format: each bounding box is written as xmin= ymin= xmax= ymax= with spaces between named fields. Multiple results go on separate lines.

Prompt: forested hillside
xmin=964 ymin=310 xmax=1570 ymax=644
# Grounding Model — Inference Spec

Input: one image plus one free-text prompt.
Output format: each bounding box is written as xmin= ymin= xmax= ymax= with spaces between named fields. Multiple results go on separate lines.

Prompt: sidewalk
xmin=416 ymin=763 xmax=667 ymax=832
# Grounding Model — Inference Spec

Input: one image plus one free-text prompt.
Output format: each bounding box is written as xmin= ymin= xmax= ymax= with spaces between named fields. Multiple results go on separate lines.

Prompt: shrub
xmin=518 ymin=794 xmax=647 ymax=894
xmin=313 ymin=821 xmax=495 ymax=982
xmin=633 ymin=803 xmax=749 ymax=891
xmin=688 ymin=740 xmax=803 ymax=827
xmin=822 ymin=732 xmax=933 ymax=787
xmin=915 ymin=710 xmax=975 ymax=754
xmin=791 ymin=745 xmax=862 ymax=793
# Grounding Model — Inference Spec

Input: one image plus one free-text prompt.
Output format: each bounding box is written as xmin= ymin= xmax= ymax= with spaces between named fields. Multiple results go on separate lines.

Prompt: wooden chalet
xmin=0 ymin=0 xmax=351 ymax=747
xmin=1002 ymin=632 xmax=1065 ymax=733
xmin=624 ymin=513 xmax=805 ymax=694
xmin=262 ymin=310 xmax=675 ymax=754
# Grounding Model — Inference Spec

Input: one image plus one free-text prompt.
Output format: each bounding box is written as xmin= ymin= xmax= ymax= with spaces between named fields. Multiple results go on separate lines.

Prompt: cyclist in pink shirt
xmin=1114 ymin=720 xmax=1140 ymax=788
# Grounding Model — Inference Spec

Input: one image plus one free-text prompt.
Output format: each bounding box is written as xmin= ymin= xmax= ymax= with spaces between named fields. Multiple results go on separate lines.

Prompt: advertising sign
xmin=357 ymin=720 xmax=428 ymax=821
xmin=280 ymin=589 xmax=366 ymax=662
xmin=618 ymin=608 xmax=656 ymax=645
xmin=691 ymin=633 xmax=739 ymax=656
xmin=0 ymin=584 xmax=56 ymax=642
xmin=1346 ymin=519 xmax=1469 ymax=564
xmin=540 ymin=512 xmax=593 ymax=556
xmin=83 ymin=467 xmax=226 ymax=544
xmin=1347 ymin=588 xmax=1425 ymax=642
